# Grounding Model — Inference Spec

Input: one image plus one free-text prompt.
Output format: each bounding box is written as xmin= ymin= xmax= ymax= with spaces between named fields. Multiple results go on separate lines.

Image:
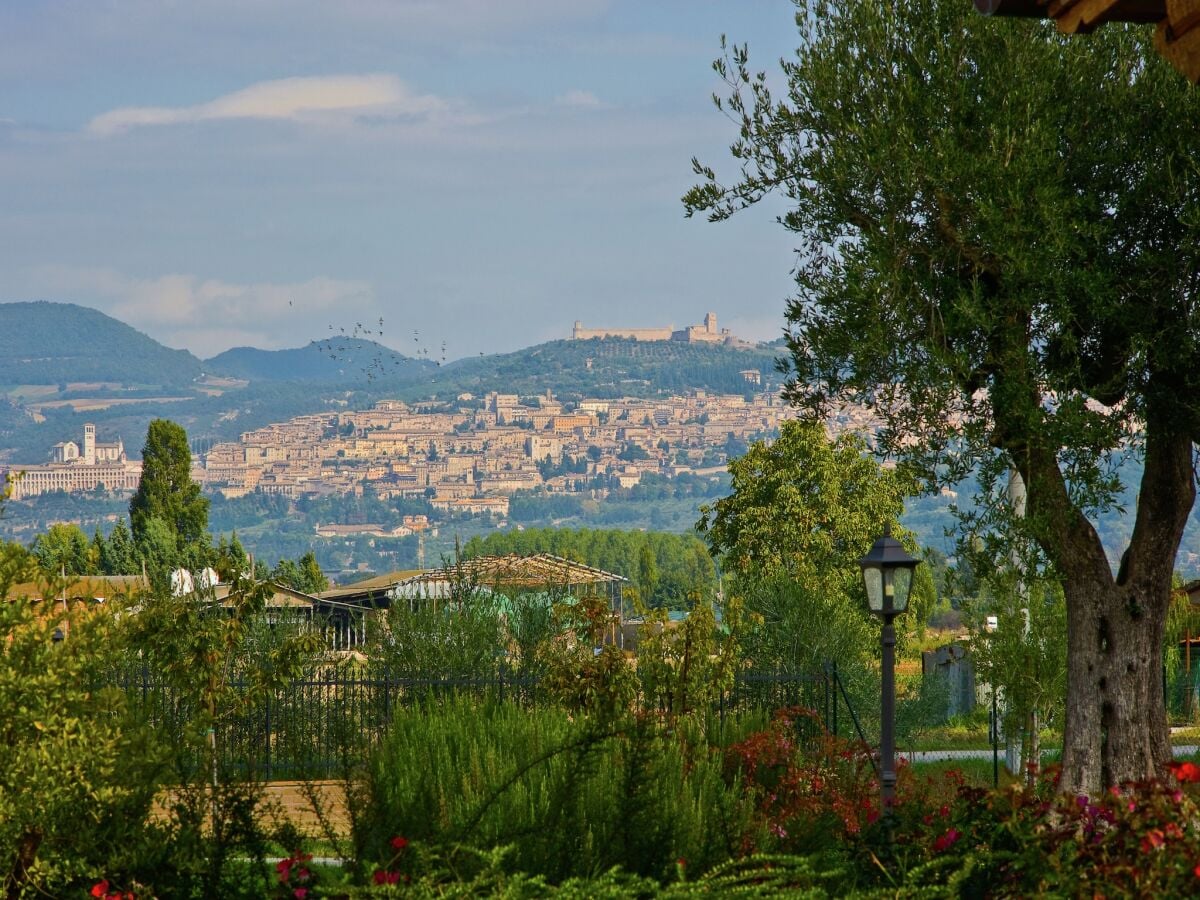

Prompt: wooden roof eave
xmin=976 ymin=0 xmax=1200 ymax=83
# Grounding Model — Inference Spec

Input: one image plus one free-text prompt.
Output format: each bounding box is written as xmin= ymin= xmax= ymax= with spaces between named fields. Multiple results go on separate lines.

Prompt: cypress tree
xmin=129 ymin=419 xmax=209 ymax=552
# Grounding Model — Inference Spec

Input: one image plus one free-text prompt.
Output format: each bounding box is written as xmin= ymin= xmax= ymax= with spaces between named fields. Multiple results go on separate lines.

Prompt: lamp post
xmin=859 ymin=525 xmax=920 ymax=816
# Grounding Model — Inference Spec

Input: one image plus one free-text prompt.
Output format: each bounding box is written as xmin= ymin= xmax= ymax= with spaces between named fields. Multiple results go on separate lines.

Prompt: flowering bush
xmin=725 ymin=706 xmax=894 ymax=852
xmin=89 ymin=880 xmax=135 ymax=900
xmin=916 ymin=765 xmax=1200 ymax=897
xmin=274 ymin=850 xmax=315 ymax=899
xmin=724 ymin=706 xmax=1200 ymax=895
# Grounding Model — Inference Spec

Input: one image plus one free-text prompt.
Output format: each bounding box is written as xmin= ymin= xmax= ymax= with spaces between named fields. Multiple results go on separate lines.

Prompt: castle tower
xmin=704 ymin=312 xmax=717 ymax=334
xmin=83 ymin=423 xmax=96 ymax=466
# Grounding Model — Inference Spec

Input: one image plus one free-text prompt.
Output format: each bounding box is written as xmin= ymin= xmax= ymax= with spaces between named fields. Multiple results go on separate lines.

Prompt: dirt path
xmin=258 ymin=780 xmax=353 ymax=838
xmin=157 ymin=780 xmax=353 ymax=839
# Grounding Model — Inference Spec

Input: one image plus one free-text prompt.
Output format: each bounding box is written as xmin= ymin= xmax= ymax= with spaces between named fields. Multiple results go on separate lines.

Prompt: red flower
xmin=373 ymin=870 xmax=402 ymax=885
xmin=1141 ymin=829 xmax=1166 ymax=852
xmin=1171 ymin=761 xmax=1200 ymax=783
xmin=91 ymin=882 xmax=110 ymax=899
xmin=390 ymin=835 xmax=409 ymax=851
xmin=932 ymin=828 xmax=961 ymax=853
xmin=1193 ymin=862 xmax=1200 ymax=878
xmin=293 ymin=889 xmax=308 ymax=900
xmin=676 ymin=857 xmax=686 ymax=868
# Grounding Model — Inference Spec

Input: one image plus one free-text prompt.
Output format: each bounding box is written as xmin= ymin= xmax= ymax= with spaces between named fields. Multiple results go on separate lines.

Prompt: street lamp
xmin=859 ymin=524 xmax=920 ymax=817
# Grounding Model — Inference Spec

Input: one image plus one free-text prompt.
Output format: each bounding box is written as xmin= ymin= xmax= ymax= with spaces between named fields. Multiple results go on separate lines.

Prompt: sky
xmin=0 ymin=1 xmax=802 ymax=361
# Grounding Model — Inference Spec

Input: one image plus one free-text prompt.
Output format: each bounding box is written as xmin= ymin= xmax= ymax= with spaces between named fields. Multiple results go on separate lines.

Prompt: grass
xmin=909 ymin=757 xmax=1020 ymax=790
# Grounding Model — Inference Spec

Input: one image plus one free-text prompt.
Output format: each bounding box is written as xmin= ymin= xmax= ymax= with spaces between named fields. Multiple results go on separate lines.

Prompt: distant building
xmin=571 ymin=311 xmax=750 ymax=346
xmin=4 ymin=424 xmax=140 ymax=500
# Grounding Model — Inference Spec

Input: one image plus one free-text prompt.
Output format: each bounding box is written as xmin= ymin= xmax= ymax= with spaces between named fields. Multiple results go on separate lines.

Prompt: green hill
xmin=205 ymin=339 xmax=431 ymax=382
xmin=0 ymin=301 xmax=203 ymax=388
xmin=435 ymin=337 xmax=782 ymax=399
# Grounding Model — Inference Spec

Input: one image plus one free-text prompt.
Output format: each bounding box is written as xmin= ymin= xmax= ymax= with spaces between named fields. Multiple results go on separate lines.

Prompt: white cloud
xmin=87 ymin=74 xmax=447 ymax=136
xmin=36 ymin=266 xmax=380 ymax=357
xmin=555 ymin=89 xmax=604 ymax=109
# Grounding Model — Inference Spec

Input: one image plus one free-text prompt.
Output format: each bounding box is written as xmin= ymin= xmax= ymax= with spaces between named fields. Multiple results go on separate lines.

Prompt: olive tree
xmin=686 ymin=0 xmax=1200 ymax=792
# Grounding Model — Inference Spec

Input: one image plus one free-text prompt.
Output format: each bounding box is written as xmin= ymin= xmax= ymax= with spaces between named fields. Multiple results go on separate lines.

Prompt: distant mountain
xmin=0 ymin=301 xmax=203 ymax=388
xmin=0 ymin=304 xmax=786 ymax=466
xmin=205 ymin=339 xmax=431 ymax=382
xmin=436 ymin=337 xmax=783 ymax=398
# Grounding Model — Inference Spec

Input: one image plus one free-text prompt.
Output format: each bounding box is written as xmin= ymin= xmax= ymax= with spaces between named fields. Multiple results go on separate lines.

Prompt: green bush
xmin=354 ymin=696 xmax=758 ymax=883
xmin=0 ymin=598 xmax=163 ymax=898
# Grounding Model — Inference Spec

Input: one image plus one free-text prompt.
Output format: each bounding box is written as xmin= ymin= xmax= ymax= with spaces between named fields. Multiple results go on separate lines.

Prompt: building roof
xmin=3 ymin=574 xmax=150 ymax=603
xmin=314 ymin=554 xmax=627 ymax=608
xmin=406 ymin=553 xmax=627 ymax=589
xmin=317 ymin=569 xmax=423 ymax=603
xmin=213 ymin=581 xmax=321 ymax=609
xmin=977 ymin=0 xmax=1198 ymax=82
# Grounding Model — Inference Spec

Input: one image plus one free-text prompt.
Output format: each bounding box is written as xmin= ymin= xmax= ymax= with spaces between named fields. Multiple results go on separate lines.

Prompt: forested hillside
xmin=438 ymin=337 xmax=781 ymax=398
xmin=0 ymin=302 xmax=203 ymax=387
xmin=205 ymin=340 xmax=431 ymax=382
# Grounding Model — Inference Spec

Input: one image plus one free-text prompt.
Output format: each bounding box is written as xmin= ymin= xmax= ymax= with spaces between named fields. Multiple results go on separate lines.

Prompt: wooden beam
xmin=974 ymin=0 xmax=1050 ymax=15
xmin=1048 ymin=0 xmax=1126 ymax=32
xmin=1156 ymin=15 xmax=1200 ymax=82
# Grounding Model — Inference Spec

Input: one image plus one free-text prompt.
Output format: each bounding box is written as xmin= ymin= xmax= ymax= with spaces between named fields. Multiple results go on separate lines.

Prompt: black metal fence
xmin=115 ymin=666 xmax=861 ymax=780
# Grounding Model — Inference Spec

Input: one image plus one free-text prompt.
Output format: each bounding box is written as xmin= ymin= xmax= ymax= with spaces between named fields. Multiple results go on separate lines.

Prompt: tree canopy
xmin=698 ymin=419 xmax=935 ymax=668
xmin=129 ymin=419 xmax=209 ymax=553
xmin=686 ymin=0 xmax=1200 ymax=792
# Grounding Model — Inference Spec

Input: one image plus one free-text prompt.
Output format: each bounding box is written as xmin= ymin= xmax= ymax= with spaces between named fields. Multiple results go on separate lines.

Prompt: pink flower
xmin=293 ymin=890 xmax=308 ymax=900
xmin=932 ymin=828 xmax=960 ymax=853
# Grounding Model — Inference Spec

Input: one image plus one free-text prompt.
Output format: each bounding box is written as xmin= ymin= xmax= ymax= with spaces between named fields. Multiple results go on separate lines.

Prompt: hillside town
xmin=197 ymin=390 xmax=830 ymax=517
xmin=0 ymin=389 xmax=884 ymax=516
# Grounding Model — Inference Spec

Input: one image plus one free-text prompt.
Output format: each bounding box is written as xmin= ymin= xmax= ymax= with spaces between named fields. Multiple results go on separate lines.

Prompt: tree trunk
xmin=1060 ymin=575 xmax=1171 ymax=796
xmin=1050 ymin=427 xmax=1194 ymax=796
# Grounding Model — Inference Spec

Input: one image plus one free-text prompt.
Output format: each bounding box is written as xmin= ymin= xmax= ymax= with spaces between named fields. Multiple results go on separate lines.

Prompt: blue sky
xmin=0 ymin=1 xmax=800 ymax=360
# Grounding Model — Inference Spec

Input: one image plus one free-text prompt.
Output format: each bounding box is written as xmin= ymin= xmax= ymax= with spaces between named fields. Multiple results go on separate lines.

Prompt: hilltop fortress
xmin=571 ymin=312 xmax=751 ymax=347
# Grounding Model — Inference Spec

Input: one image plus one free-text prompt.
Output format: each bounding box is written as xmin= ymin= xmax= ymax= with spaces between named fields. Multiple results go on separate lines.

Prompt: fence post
xmin=264 ymin=688 xmax=272 ymax=782
xmin=832 ymin=660 xmax=839 ymax=738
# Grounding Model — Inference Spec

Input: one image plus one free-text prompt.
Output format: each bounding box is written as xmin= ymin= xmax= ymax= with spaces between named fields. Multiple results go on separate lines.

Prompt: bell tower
xmin=83 ymin=424 xmax=96 ymax=466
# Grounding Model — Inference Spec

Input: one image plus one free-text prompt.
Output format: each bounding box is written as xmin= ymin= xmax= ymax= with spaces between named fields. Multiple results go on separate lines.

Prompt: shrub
xmin=0 ymin=599 xmax=162 ymax=898
xmin=355 ymin=696 xmax=757 ymax=883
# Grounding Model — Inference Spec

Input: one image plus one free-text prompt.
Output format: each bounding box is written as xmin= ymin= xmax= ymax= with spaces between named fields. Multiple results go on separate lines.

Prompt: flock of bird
xmin=313 ymin=317 xmax=448 ymax=383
